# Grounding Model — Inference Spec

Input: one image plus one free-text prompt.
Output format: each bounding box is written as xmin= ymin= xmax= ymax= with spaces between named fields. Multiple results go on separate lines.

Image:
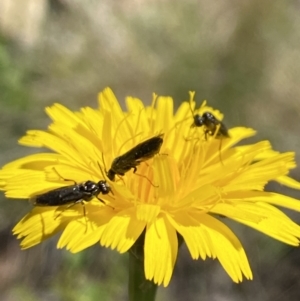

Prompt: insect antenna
xmin=97 ymin=161 xmax=114 ymax=196
xmin=98 ymin=160 xmax=107 ymax=180
xmin=112 ymin=112 xmax=133 ymax=155
xmin=101 ymin=152 xmax=109 ymax=176
xmin=52 ymin=167 xmax=76 ymax=185
xmin=117 ymin=132 xmax=142 ymax=155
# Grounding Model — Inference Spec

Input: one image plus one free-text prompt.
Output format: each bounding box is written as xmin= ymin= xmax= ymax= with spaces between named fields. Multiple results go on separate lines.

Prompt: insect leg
xmin=53 ymin=200 xmax=85 ymax=220
xmin=96 ymin=195 xmax=115 ymax=210
xmin=134 ymin=172 xmax=159 ymax=188
xmin=96 ymin=195 xmax=106 ymax=204
xmin=218 ymin=139 xmax=225 ymax=166
xmin=204 ymin=129 xmax=211 ymax=140
xmin=211 ymin=124 xmax=225 ymax=166
xmin=131 ymin=165 xmax=158 ymax=187
xmin=115 ymin=174 xmax=126 ymax=184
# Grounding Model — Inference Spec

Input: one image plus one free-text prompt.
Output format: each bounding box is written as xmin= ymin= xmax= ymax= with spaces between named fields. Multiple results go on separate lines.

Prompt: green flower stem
xmin=128 ymin=233 xmax=158 ymax=301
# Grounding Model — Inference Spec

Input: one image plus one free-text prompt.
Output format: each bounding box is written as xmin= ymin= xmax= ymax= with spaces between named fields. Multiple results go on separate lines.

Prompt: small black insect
xmin=192 ymin=112 xmax=230 ymax=139
xmin=107 ymin=134 xmax=164 ymax=181
xmin=31 ymin=179 xmax=111 ymax=213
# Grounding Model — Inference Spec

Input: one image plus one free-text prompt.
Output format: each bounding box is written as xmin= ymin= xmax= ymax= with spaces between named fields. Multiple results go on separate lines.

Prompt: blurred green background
xmin=1 ymin=0 xmax=300 ymax=300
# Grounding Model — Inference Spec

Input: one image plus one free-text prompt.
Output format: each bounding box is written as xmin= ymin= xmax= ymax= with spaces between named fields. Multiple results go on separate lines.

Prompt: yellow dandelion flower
xmin=1 ymin=87 xmax=300 ymax=288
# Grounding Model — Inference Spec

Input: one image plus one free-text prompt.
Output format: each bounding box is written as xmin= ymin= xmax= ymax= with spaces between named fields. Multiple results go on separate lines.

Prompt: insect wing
xmin=109 ymin=135 xmax=163 ymax=175
xmin=109 ymin=155 xmax=136 ymax=176
xmin=32 ymin=185 xmax=86 ymax=206
xmin=201 ymin=112 xmax=230 ymax=138
xmin=133 ymin=135 xmax=163 ymax=162
xmin=217 ymin=122 xmax=230 ymax=138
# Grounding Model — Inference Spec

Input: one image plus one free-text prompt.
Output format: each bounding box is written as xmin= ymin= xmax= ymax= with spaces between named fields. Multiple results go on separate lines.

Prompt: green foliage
xmin=0 ymin=36 xmax=30 ymax=109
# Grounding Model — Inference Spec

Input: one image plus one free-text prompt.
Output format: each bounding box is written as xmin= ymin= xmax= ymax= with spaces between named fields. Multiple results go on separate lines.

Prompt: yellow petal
xmin=224 ymin=190 xmax=300 ymax=212
xmin=13 ymin=208 xmax=65 ymax=249
xmin=276 ymin=175 xmax=300 ymax=190
xmin=231 ymin=203 xmax=300 ymax=246
xmin=45 ymin=103 xmax=85 ymax=128
xmin=101 ymin=207 xmax=145 ymax=253
xmin=136 ymin=204 xmax=160 ymax=223
xmin=189 ymin=213 xmax=252 ymax=282
xmin=144 ymin=215 xmax=178 ymax=287
xmin=167 ymin=212 xmax=213 ymax=260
